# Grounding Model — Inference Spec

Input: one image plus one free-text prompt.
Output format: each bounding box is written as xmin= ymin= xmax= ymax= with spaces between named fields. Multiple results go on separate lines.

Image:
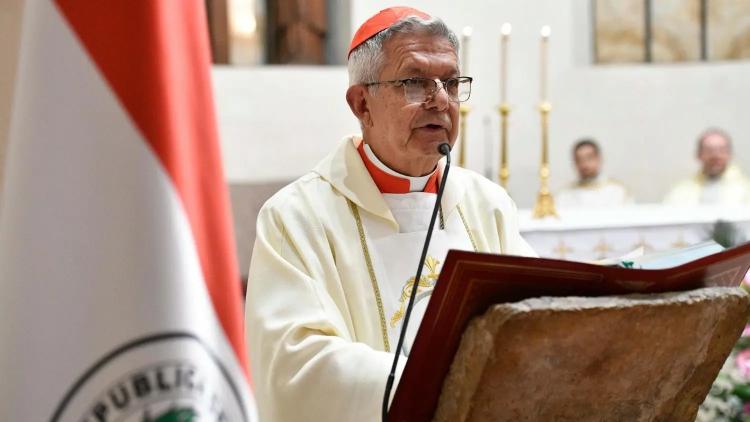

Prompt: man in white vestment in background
xmin=556 ymin=138 xmax=633 ymax=209
xmin=664 ymin=128 xmax=750 ymax=206
xmin=245 ymin=7 xmax=535 ymax=421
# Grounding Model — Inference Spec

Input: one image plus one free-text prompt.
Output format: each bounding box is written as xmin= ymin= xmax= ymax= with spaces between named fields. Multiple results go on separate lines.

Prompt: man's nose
xmin=424 ymin=82 xmax=450 ymax=111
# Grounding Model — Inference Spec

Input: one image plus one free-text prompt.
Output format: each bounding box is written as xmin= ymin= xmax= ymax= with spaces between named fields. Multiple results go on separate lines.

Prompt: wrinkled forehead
xmin=380 ymin=33 xmax=459 ymax=77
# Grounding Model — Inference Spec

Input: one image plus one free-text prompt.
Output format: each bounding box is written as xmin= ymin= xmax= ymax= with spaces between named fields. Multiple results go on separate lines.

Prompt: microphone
xmin=381 ymin=142 xmax=452 ymax=422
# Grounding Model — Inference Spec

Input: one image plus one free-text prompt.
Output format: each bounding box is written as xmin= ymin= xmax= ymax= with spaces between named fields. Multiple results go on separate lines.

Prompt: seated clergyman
xmin=556 ymin=138 xmax=633 ymax=209
xmin=664 ymin=127 xmax=750 ymax=206
xmin=245 ymin=7 xmax=535 ymax=421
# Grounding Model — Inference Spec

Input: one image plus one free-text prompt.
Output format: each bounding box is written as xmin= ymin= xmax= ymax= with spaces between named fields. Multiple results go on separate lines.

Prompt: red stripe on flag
xmin=54 ymin=0 xmax=249 ymax=380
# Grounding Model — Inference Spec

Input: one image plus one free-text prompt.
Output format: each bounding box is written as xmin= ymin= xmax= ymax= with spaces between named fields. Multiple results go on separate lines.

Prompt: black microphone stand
xmin=381 ymin=143 xmax=452 ymax=422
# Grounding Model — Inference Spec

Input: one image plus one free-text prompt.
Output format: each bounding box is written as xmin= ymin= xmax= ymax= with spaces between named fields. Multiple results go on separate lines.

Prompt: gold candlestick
xmin=458 ymin=104 xmax=470 ymax=167
xmin=533 ymin=25 xmax=556 ymax=219
xmin=498 ymin=103 xmax=510 ymax=187
xmin=533 ymin=101 xmax=557 ymax=219
xmin=498 ymin=23 xmax=512 ymax=188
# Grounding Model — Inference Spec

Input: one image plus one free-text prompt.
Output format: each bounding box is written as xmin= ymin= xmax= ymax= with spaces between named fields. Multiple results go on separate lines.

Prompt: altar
xmin=519 ymin=204 xmax=750 ymax=262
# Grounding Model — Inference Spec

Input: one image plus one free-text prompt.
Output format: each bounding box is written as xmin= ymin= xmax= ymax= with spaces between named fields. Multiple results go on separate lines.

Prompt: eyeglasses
xmin=364 ymin=76 xmax=473 ymax=104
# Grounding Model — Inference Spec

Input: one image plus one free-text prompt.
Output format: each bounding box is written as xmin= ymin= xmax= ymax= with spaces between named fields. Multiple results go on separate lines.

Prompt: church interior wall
xmin=216 ymin=0 xmax=750 ymax=209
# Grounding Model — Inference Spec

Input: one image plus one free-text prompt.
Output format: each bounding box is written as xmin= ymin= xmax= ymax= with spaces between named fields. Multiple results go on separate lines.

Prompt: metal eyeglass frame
xmin=364 ymin=76 xmax=473 ymax=103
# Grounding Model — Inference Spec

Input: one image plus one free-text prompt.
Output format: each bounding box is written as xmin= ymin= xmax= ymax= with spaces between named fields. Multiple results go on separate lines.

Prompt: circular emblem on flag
xmin=51 ymin=332 xmax=249 ymax=422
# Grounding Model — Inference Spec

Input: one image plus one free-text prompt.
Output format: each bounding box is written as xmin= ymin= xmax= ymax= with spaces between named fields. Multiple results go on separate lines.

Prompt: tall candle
xmin=461 ymin=26 xmax=473 ymax=75
xmin=483 ymin=115 xmax=493 ymax=179
xmin=540 ymin=25 xmax=551 ymax=101
xmin=500 ymin=23 xmax=512 ymax=103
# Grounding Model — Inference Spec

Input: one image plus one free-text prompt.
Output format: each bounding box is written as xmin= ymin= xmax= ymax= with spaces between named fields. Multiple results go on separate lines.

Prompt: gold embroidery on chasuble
xmin=347 ymin=198 xmax=478 ymax=353
xmin=389 ymin=256 xmax=442 ymax=328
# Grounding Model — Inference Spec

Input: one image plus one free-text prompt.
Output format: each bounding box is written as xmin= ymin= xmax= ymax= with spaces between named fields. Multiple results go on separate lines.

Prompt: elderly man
xmin=245 ymin=7 xmax=534 ymax=421
xmin=664 ymin=128 xmax=750 ymax=206
xmin=556 ymin=138 xmax=633 ymax=208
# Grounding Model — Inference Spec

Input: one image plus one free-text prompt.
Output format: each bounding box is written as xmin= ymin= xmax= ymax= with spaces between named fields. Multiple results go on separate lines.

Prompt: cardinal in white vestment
xmin=664 ymin=128 xmax=750 ymax=206
xmin=556 ymin=138 xmax=633 ymax=209
xmin=245 ymin=7 xmax=535 ymax=421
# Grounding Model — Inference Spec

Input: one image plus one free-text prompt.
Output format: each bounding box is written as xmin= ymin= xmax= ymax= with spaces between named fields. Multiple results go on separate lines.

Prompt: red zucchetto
xmin=348 ymin=6 xmax=431 ymax=58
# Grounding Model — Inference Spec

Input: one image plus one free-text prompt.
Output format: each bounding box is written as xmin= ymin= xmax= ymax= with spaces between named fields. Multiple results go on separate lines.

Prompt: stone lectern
xmin=435 ymin=289 xmax=749 ymax=421
xmin=388 ymin=245 xmax=750 ymax=422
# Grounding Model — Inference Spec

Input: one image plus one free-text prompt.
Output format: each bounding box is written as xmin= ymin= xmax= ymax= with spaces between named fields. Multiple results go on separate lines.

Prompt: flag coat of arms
xmin=0 ymin=1 xmax=256 ymax=420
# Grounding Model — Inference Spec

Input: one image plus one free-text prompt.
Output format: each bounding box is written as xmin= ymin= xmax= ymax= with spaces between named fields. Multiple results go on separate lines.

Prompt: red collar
xmin=357 ymin=142 xmax=439 ymax=194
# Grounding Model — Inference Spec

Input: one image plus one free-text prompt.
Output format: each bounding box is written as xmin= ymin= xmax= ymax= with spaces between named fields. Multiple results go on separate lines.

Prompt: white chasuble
xmin=246 ymin=136 xmax=535 ymax=422
xmin=362 ymin=193 xmax=474 ymax=355
xmin=664 ymin=165 xmax=750 ymax=206
xmin=556 ymin=176 xmax=633 ymax=209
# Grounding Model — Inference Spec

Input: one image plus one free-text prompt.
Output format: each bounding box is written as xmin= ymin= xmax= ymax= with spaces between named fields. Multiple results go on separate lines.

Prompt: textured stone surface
xmin=434 ymin=287 xmax=750 ymax=422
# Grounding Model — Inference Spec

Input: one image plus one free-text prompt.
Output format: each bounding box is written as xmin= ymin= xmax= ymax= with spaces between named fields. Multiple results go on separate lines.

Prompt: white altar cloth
xmin=519 ymin=204 xmax=750 ymax=262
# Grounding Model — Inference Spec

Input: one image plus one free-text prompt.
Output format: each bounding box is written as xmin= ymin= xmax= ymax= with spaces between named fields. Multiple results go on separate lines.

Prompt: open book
xmin=608 ymin=240 xmax=726 ymax=270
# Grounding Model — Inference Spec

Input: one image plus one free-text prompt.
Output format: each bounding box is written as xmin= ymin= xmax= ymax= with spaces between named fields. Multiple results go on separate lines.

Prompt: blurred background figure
xmin=556 ymin=138 xmax=632 ymax=208
xmin=664 ymin=128 xmax=750 ymax=206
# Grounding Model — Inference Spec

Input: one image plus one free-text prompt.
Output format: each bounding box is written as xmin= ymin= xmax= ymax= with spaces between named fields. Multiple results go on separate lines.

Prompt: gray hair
xmin=347 ymin=16 xmax=460 ymax=86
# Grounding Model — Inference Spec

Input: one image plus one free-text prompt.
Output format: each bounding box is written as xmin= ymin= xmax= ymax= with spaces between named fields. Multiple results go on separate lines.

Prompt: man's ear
xmin=346 ymin=85 xmax=373 ymax=127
